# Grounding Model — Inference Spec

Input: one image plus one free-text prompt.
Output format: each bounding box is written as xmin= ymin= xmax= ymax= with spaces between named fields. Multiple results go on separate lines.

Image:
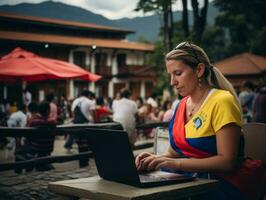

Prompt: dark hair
xmin=23 ymin=87 xmax=29 ymax=93
xmin=88 ymin=91 xmax=95 ymax=99
xmin=96 ymin=97 xmax=104 ymax=105
xmin=28 ymin=102 xmax=38 ymax=113
xmin=18 ymin=104 xmax=27 ymax=112
xmin=151 ymin=92 xmax=158 ymax=99
xmin=38 ymin=101 xmax=50 ymax=117
xmin=81 ymin=90 xmax=90 ymax=97
xmin=136 ymin=97 xmax=143 ymax=105
xmin=120 ymin=88 xmax=131 ymax=98
xmin=244 ymin=81 xmax=254 ymax=90
xmin=162 ymin=100 xmax=171 ymax=111
xmin=46 ymin=93 xmax=54 ymax=102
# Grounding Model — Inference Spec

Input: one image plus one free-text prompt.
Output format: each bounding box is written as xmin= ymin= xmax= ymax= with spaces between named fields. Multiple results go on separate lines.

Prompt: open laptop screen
xmin=86 ymin=128 xmax=195 ymax=187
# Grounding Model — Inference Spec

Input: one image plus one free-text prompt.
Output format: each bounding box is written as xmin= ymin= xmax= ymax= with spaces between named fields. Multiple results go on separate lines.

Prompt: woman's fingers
xmin=137 ymin=155 xmax=182 ymax=172
xmin=136 ymin=154 xmax=176 ymax=172
xmin=141 ymin=155 xmax=161 ymax=171
xmin=146 ymin=157 xmax=167 ymax=171
xmin=147 ymin=157 xmax=176 ymax=171
xmin=135 ymin=152 xmax=153 ymax=170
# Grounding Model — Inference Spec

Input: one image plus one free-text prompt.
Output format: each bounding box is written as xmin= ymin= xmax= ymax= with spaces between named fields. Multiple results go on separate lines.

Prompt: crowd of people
xmin=0 ymin=82 xmax=265 ymax=149
xmin=0 ymin=86 xmax=178 ymax=168
xmin=0 ymin=79 xmax=265 ymax=170
xmin=237 ymin=80 xmax=266 ymax=123
xmin=0 ymin=80 xmax=265 ymax=137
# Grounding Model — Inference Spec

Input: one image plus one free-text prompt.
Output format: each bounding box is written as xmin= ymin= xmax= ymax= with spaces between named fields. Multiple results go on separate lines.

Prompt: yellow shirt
xmin=184 ymin=89 xmax=242 ymax=154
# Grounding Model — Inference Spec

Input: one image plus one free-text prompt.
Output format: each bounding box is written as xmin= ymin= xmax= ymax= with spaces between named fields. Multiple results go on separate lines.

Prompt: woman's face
xmin=166 ymin=60 xmax=199 ymax=97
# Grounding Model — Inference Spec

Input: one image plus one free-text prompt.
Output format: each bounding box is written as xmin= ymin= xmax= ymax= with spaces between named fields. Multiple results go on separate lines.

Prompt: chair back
xmin=153 ymin=127 xmax=170 ymax=155
xmin=243 ymin=123 xmax=266 ymax=163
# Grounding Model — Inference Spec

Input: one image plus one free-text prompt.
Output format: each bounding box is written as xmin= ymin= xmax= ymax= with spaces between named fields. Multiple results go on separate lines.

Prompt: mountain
xmin=0 ymin=1 xmax=115 ymax=26
xmin=0 ymin=1 xmax=218 ymax=42
xmin=113 ymin=12 xmax=183 ymax=41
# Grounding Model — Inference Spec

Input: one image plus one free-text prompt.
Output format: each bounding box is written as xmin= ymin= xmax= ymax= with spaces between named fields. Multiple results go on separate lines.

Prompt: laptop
xmin=86 ymin=128 xmax=195 ymax=187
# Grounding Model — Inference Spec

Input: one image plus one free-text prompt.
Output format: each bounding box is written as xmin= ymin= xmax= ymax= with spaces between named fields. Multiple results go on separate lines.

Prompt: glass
xmin=174 ymin=41 xmax=200 ymax=62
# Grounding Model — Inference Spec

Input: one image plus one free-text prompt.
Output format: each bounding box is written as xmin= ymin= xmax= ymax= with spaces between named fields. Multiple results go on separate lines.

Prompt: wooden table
xmin=48 ymin=176 xmax=218 ymax=200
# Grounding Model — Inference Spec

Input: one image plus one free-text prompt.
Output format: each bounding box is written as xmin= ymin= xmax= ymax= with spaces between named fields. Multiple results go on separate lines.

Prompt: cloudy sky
xmin=0 ymin=0 xmax=186 ymax=19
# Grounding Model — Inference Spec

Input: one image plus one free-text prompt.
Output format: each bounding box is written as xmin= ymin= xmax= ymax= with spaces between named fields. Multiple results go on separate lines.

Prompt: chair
xmin=153 ymin=127 xmax=170 ymax=155
xmin=243 ymin=122 xmax=266 ymax=200
xmin=152 ymin=124 xmax=266 ymax=199
xmin=243 ymin=123 xmax=266 ymax=163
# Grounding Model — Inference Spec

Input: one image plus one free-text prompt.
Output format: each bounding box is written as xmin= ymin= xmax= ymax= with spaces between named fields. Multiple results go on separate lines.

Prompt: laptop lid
xmin=86 ymin=128 xmax=194 ymax=187
xmin=87 ymin=128 xmax=141 ymax=187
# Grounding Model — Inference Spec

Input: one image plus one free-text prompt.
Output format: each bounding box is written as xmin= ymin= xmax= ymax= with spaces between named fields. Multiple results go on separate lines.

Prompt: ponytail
xmin=207 ymin=66 xmax=242 ymax=114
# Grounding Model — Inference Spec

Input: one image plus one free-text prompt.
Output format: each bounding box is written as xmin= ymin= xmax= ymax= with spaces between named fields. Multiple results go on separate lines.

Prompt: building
xmin=0 ymin=12 xmax=156 ymax=102
xmin=215 ymin=53 xmax=266 ymax=88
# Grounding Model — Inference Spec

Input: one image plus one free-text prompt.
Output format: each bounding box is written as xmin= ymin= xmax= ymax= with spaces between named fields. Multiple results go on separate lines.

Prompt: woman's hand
xmin=135 ymin=152 xmax=154 ymax=171
xmin=136 ymin=151 xmax=182 ymax=172
xmin=143 ymin=156 xmax=182 ymax=171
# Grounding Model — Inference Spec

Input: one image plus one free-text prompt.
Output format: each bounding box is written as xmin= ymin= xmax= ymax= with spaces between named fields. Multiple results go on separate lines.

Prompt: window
xmin=73 ymin=51 xmax=86 ymax=68
xmin=95 ymin=53 xmax=108 ymax=66
xmin=117 ymin=53 xmax=126 ymax=68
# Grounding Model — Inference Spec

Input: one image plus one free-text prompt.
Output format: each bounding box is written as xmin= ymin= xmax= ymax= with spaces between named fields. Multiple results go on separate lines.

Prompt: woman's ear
xmin=196 ymin=63 xmax=206 ymax=78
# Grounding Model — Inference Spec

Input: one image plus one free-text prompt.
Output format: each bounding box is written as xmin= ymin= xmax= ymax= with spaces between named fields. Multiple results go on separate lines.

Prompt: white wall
xmin=126 ymin=51 xmax=145 ymax=65
xmin=69 ymin=48 xmax=148 ymax=98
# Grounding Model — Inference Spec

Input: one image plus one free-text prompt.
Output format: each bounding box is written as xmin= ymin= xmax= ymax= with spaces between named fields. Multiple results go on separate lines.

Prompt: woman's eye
xmin=174 ymin=71 xmax=181 ymax=76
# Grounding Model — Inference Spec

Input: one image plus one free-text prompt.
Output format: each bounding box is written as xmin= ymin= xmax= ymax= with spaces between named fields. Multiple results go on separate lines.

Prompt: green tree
xmin=148 ymin=21 xmax=187 ymax=95
xmin=137 ymin=0 xmax=211 ymax=94
xmin=135 ymin=0 xmax=176 ymax=52
xmin=201 ymin=26 xmax=226 ymax=61
xmin=250 ymin=27 xmax=266 ymax=56
xmin=191 ymin=0 xmax=209 ymax=44
xmin=181 ymin=0 xmax=189 ymax=37
xmin=214 ymin=0 xmax=266 ymax=56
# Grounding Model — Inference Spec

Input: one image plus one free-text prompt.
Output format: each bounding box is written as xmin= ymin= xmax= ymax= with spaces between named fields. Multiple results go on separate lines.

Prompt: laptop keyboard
xmin=139 ymin=171 xmax=191 ymax=183
xmin=139 ymin=174 xmax=168 ymax=183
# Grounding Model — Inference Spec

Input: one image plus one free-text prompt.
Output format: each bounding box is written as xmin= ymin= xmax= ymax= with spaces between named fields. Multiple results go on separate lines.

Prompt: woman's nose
xmin=170 ymin=74 xmax=177 ymax=86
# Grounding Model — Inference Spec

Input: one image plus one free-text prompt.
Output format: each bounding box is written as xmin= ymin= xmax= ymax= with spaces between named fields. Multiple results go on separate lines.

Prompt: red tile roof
xmin=0 ymin=12 xmax=134 ymax=33
xmin=0 ymin=31 xmax=154 ymax=51
xmin=214 ymin=53 xmax=266 ymax=75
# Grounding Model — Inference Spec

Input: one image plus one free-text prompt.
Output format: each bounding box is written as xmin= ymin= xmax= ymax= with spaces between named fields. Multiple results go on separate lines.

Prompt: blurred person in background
xmin=238 ymin=81 xmax=255 ymax=122
xmin=112 ymin=88 xmax=138 ymax=145
xmin=26 ymin=102 xmax=38 ymax=121
xmin=68 ymin=90 xmax=96 ymax=167
xmin=252 ymin=82 xmax=266 ymax=123
xmin=146 ymin=92 xmax=158 ymax=108
xmin=27 ymin=101 xmax=56 ymax=171
xmin=95 ymin=97 xmax=112 ymax=123
xmin=46 ymin=93 xmax=58 ymax=122
xmin=162 ymin=100 xmax=174 ymax=122
xmin=57 ymin=95 xmax=69 ymax=124
xmin=22 ymin=87 xmax=32 ymax=107
xmin=6 ymin=104 xmax=27 ymax=150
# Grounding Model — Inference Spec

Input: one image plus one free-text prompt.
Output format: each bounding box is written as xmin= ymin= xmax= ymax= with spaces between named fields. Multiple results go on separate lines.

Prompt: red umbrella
xmin=0 ymin=47 xmax=101 ymax=82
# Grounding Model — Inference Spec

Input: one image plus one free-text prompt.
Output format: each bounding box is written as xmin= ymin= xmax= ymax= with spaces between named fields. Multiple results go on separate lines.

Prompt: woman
xmin=135 ymin=42 xmax=263 ymax=200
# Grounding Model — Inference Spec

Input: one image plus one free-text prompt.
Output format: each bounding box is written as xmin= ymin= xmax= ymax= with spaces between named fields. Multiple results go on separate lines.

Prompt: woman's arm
xmin=148 ymin=123 xmax=241 ymax=172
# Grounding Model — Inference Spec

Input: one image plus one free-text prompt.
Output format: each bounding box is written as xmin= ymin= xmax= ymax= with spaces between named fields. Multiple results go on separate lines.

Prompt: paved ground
xmin=0 ymin=160 xmax=97 ymax=200
xmin=0 ymin=136 xmax=152 ymax=200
